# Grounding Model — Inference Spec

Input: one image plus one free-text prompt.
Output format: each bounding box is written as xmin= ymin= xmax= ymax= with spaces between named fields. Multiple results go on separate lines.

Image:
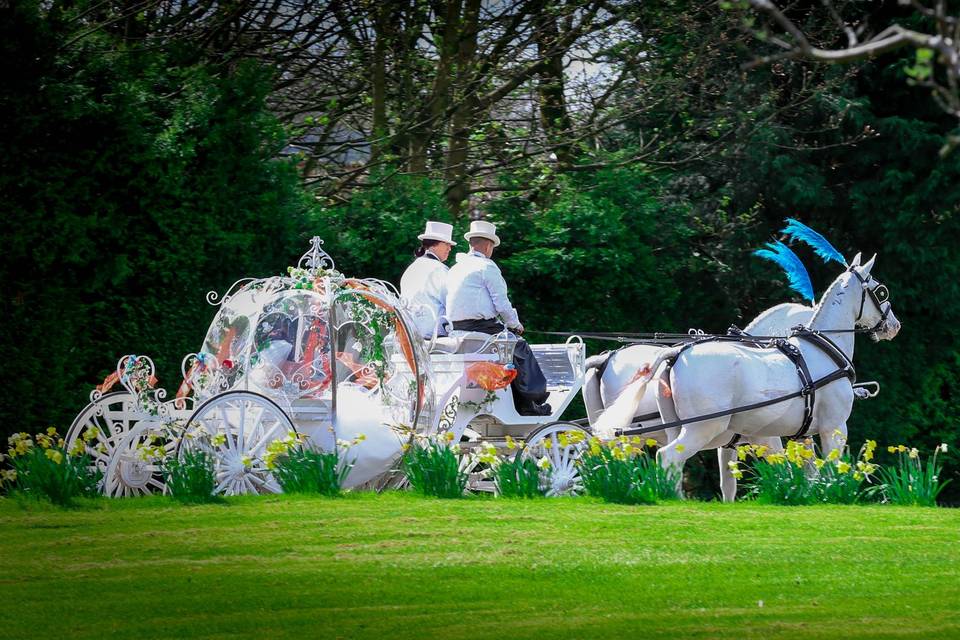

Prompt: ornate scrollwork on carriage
xmin=298 ymin=235 xmax=336 ymax=274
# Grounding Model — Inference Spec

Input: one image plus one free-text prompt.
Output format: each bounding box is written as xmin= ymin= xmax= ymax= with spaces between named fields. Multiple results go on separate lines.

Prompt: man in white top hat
xmin=400 ymin=221 xmax=457 ymax=339
xmin=445 ymin=220 xmax=551 ymax=416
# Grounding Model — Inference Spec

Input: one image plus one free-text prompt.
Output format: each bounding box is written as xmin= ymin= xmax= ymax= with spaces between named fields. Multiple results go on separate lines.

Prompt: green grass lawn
xmin=1 ymin=493 xmax=958 ymax=639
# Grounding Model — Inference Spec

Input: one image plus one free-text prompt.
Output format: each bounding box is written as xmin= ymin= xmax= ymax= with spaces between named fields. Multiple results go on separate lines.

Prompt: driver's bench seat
xmin=429 ymin=331 xmax=505 ymax=355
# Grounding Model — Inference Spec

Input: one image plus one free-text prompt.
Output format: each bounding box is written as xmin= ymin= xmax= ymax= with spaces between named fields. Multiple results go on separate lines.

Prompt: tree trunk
xmin=535 ymin=6 xmax=574 ymax=168
xmin=444 ymin=0 xmax=481 ymax=217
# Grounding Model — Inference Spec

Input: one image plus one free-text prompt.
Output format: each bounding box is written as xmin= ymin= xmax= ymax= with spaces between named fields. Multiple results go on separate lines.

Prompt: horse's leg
xmin=718 ymin=446 xmax=737 ymax=503
xmin=819 ymin=422 xmax=848 ymax=458
xmin=659 ymin=417 xmax=732 ymax=497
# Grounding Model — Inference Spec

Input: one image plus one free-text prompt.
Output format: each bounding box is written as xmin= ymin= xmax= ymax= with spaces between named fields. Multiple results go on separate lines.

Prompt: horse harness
xmin=613 ymin=326 xmax=857 ymax=442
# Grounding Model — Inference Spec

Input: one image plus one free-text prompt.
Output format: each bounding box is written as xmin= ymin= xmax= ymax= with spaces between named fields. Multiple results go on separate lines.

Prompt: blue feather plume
xmin=754 ymin=241 xmax=816 ymax=303
xmin=780 ymin=218 xmax=847 ymax=265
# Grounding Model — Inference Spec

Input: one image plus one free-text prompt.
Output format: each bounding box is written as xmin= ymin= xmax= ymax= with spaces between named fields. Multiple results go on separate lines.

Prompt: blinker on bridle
xmin=848 ymin=264 xmax=891 ymax=333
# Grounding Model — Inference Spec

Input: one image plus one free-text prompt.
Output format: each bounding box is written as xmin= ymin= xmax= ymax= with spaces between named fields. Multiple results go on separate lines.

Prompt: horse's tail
xmin=593 ymin=346 xmax=682 ymax=438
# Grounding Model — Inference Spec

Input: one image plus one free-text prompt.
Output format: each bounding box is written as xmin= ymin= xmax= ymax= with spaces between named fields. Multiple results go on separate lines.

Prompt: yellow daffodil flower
xmin=46 ymin=427 xmax=58 ymax=436
xmin=537 ymin=456 xmax=551 ymax=470
xmin=45 ymin=449 xmax=63 ymax=465
xmin=505 ymin=435 xmax=516 ymax=450
xmin=887 ymin=445 xmax=896 ymax=454
xmin=813 ymin=458 xmax=825 ymax=469
xmin=836 ymin=461 xmax=851 ymax=474
xmin=645 ymin=438 xmax=658 ymax=448
xmin=675 ymin=444 xmax=685 ymax=453
xmin=828 ymin=449 xmax=841 ymax=461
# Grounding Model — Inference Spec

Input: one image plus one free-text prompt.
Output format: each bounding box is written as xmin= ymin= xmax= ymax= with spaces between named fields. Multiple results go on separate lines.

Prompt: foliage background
xmin=0 ymin=0 xmax=956 ymax=500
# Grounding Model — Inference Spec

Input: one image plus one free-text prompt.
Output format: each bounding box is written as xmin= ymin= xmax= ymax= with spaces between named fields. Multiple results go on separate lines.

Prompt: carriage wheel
xmin=102 ymin=421 xmax=175 ymax=498
xmin=65 ymin=391 xmax=140 ymax=490
xmin=180 ymin=391 xmax=296 ymax=496
xmin=457 ymin=428 xmax=496 ymax=493
xmin=524 ymin=422 xmax=591 ymax=497
xmin=461 ymin=456 xmax=497 ymax=493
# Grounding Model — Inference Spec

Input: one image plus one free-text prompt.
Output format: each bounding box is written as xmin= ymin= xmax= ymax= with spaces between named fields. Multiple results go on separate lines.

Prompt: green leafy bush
xmin=493 ymin=453 xmax=543 ymax=498
xmin=402 ymin=435 xmax=467 ymax=499
xmin=578 ymin=437 xmax=680 ymax=505
xmin=3 ymin=430 xmax=100 ymax=505
xmin=271 ymin=446 xmax=352 ymax=496
xmin=162 ymin=449 xmax=218 ymax=504
xmin=873 ymin=444 xmax=951 ymax=506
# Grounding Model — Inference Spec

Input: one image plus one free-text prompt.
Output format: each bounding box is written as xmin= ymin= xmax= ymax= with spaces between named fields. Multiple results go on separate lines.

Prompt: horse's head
xmin=846 ymin=252 xmax=901 ymax=342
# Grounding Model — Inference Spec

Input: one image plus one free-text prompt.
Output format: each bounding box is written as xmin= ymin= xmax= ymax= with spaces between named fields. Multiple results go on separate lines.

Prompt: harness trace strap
xmin=613 ymin=326 xmax=857 ymax=441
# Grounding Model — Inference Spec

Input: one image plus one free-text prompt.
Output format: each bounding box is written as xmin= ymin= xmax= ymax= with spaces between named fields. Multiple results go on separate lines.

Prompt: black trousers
xmin=451 ymin=319 xmax=549 ymax=404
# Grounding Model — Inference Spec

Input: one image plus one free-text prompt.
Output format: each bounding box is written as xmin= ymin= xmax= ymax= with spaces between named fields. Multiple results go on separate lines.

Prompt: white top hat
xmin=417 ymin=221 xmax=457 ymax=245
xmin=463 ymin=220 xmax=500 ymax=247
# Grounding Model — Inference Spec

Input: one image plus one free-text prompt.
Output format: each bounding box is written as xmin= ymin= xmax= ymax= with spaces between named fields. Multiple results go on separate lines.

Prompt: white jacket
xmin=400 ymin=252 xmax=449 ymax=339
xmin=445 ymin=251 xmax=520 ymax=328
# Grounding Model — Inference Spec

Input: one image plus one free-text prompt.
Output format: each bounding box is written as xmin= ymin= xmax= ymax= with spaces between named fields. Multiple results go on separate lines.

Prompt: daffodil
xmin=543 ymin=438 xmax=552 ymax=450
xmin=645 ymin=438 xmax=658 ymax=448
xmin=45 ymin=449 xmax=63 ymax=465
xmin=675 ymin=444 xmax=685 ymax=453
xmin=731 ymin=469 xmax=743 ymax=480
xmin=887 ymin=445 xmax=896 ymax=454
xmin=853 ymin=471 xmax=863 ymax=481
xmin=836 ymin=461 xmax=851 ymax=474
xmin=1 ymin=469 xmax=16 ymax=483
xmin=828 ymin=449 xmax=841 ymax=461
xmin=537 ymin=456 xmax=551 ymax=470
xmin=813 ymin=458 xmax=825 ymax=469
xmin=909 ymin=448 xmax=919 ymax=459
xmin=211 ymin=433 xmax=226 ymax=447
xmin=505 ymin=435 xmax=516 ymax=450
xmin=46 ymin=427 xmax=58 ymax=436
xmin=240 ymin=455 xmax=253 ymax=468
xmin=754 ymin=445 xmax=768 ymax=457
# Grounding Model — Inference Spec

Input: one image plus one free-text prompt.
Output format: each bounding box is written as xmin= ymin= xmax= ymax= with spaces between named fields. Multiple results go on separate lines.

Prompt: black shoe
xmin=518 ymin=401 xmax=552 ymax=416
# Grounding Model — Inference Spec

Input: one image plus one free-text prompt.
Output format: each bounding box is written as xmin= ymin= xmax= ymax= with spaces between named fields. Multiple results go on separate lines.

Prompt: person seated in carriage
xmin=400 ymin=221 xmax=457 ymax=339
xmin=445 ymin=220 xmax=551 ymax=417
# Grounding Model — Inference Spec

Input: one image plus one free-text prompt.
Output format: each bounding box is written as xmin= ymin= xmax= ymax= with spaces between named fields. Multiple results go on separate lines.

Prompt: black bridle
xmin=848 ymin=265 xmax=892 ymax=335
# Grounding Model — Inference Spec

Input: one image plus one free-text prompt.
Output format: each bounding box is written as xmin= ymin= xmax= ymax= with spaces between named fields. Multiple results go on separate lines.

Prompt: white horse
xmin=582 ymin=302 xmax=813 ymax=501
xmin=595 ymin=253 xmax=900 ymax=492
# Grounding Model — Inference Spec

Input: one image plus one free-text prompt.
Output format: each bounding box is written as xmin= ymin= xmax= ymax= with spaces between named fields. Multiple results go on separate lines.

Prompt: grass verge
xmin=0 ymin=493 xmax=958 ymax=639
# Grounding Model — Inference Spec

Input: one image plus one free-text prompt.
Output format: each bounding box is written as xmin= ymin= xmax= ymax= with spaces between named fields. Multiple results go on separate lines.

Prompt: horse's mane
xmin=806 ymin=274 xmax=848 ymax=328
